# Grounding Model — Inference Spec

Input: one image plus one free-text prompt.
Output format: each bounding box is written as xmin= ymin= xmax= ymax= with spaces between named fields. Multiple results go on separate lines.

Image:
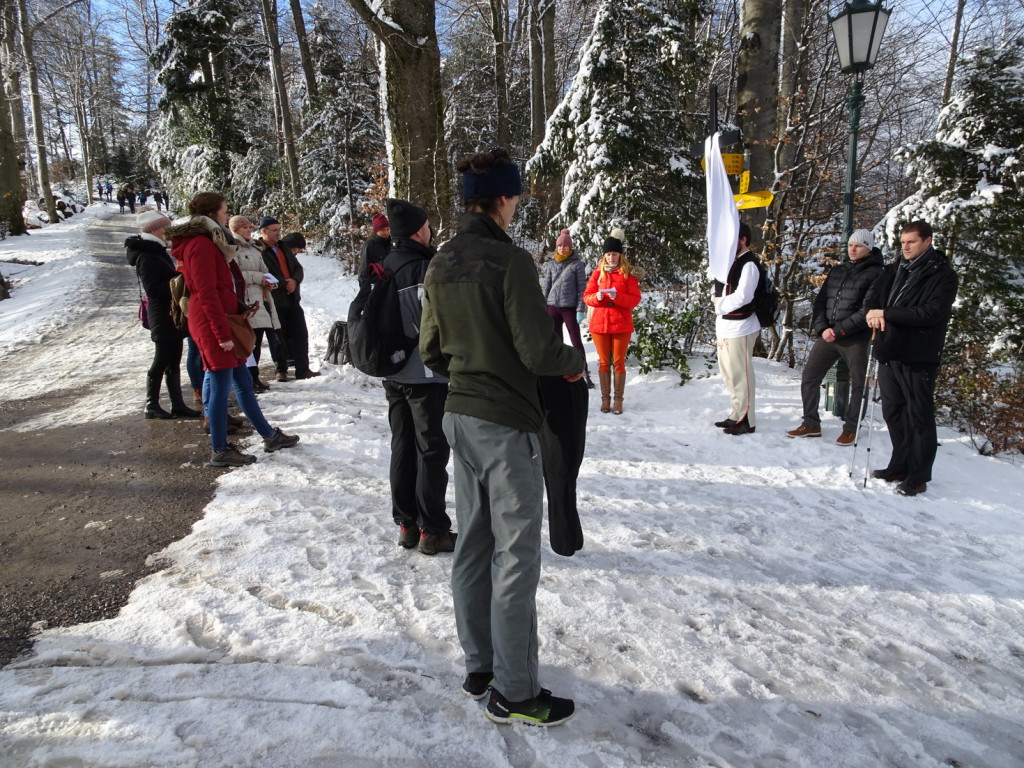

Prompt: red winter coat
xmin=169 ymin=218 xmax=245 ymax=372
xmin=583 ymin=267 xmax=641 ymax=335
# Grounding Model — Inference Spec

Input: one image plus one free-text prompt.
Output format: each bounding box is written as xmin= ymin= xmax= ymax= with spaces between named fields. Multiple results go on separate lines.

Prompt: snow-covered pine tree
xmin=149 ymin=0 xmax=271 ymax=209
xmin=884 ymin=38 xmax=1024 ymax=453
xmin=297 ymin=11 xmax=385 ymax=259
xmin=527 ymin=0 xmax=708 ymax=283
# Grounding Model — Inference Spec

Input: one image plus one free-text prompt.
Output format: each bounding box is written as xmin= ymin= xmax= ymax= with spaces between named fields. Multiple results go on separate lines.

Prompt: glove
xmin=576 ymin=311 xmax=586 ymax=324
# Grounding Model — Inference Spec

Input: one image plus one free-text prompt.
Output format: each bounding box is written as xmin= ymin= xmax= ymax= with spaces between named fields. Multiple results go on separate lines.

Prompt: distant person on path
xmin=583 ymin=228 xmax=641 ymax=414
xmin=96 ymin=182 xmax=103 ymax=200
xmin=713 ymin=222 xmax=761 ymax=435
xmin=420 ymin=147 xmax=583 ymax=727
xmin=379 ymin=198 xmax=454 ymax=556
xmin=357 ymin=213 xmax=391 ymax=291
xmin=865 ymin=220 xmax=958 ymax=497
xmin=116 ymin=188 xmax=127 ymax=213
xmin=230 ymin=215 xmax=282 ymax=393
xmin=170 ymin=192 xmax=300 ymax=467
xmin=786 ymin=228 xmax=884 ymax=445
xmin=105 ymin=182 xmax=112 ymax=201
xmin=541 ymin=229 xmax=593 ymax=389
xmin=126 ymin=211 xmax=201 ymax=421
xmin=153 ymin=190 xmax=163 ymax=212
xmin=119 ymin=184 xmax=136 ymax=214
xmin=258 ymin=217 xmax=318 ymax=381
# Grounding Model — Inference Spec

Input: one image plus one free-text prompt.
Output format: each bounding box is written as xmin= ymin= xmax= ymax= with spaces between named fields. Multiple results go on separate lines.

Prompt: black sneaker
xmin=461 ymin=672 xmax=493 ymax=700
xmin=485 ymin=687 xmax=574 ymax=727
xmin=398 ymin=523 xmax=420 ymax=549
xmin=264 ymin=427 xmax=300 ymax=452
xmin=418 ymin=531 xmax=456 ymax=556
xmin=714 ymin=417 xmax=736 ymax=429
xmin=210 ymin=444 xmax=257 ymax=467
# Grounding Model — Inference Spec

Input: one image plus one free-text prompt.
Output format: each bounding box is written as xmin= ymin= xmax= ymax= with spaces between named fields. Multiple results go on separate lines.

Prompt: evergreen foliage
xmin=298 ymin=12 xmax=385 ymax=255
xmin=527 ymin=0 xmax=709 ymax=283
xmin=885 ymin=38 xmax=1024 ymax=454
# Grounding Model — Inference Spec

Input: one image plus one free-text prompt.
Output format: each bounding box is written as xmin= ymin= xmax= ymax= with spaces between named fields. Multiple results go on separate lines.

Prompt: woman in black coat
xmin=126 ymin=212 xmax=201 ymax=420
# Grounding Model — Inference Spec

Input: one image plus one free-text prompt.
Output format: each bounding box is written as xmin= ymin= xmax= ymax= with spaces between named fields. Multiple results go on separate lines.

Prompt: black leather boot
xmin=166 ymin=370 xmax=201 ymax=418
xmin=145 ymin=373 xmax=173 ymax=419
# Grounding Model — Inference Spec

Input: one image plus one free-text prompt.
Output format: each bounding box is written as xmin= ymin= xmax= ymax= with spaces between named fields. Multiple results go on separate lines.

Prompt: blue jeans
xmin=186 ymin=337 xmax=203 ymax=390
xmin=203 ymin=364 xmax=274 ymax=452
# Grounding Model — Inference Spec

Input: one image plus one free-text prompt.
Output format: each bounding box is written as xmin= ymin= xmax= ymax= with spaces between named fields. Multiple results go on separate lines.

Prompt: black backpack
xmin=323 ymin=320 xmax=351 ymax=365
xmin=753 ymin=263 xmax=780 ymax=328
xmin=346 ymin=261 xmax=416 ymax=377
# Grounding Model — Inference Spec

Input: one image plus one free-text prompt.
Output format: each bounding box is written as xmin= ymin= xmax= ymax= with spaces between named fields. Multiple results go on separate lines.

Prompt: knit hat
xmin=257 ymin=216 xmax=280 ymax=230
xmin=385 ymin=198 xmax=429 ymax=238
xmin=848 ymin=229 xmax=874 ymax=250
xmin=227 ymin=215 xmax=252 ymax=233
xmin=556 ymin=229 xmax=573 ymax=249
xmin=281 ymin=232 xmax=306 ymax=250
xmin=603 ymin=227 xmax=626 ymax=254
xmin=462 ymin=162 xmax=522 ymax=200
xmin=372 ymin=213 xmax=389 ymax=233
xmin=137 ymin=211 xmax=171 ymax=234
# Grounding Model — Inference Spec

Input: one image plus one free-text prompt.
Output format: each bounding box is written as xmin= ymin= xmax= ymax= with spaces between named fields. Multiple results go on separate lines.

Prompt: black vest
xmin=713 ymin=251 xmax=759 ymax=320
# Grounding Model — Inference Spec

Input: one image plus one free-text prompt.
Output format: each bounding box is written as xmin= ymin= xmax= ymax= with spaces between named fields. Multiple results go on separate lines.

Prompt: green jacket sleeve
xmin=504 ymin=251 xmax=584 ymax=377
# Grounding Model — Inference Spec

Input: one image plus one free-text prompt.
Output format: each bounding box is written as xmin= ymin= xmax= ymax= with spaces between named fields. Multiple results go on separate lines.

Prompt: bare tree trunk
xmin=735 ymin=0 xmax=781 ymax=243
xmin=259 ymin=0 xmax=301 ymax=200
xmin=488 ymin=0 xmax=509 ymax=147
xmin=942 ymin=0 xmax=966 ymax=108
xmin=346 ymin=0 xmax=451 ymax=236
xmin=0 ymin=27 xmax=26 ymax=236
xmin=287 ymin=0 xmax=318 ymax=104
xmin=17 ymin=0 xmax=57 ymax=223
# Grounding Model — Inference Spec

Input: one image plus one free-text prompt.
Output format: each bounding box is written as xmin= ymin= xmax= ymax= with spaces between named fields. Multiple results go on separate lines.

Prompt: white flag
xmin=706 ymin=132 xmax=739 ymax=284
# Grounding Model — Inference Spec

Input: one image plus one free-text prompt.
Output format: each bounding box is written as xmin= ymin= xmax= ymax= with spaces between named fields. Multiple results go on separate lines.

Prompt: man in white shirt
xmin=713 ymin=222 xmax=762 ymax=435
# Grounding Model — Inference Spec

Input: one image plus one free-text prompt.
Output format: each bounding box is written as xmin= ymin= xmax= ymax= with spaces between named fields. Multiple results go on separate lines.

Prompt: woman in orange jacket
xmin=583 ymin=229 xmax=641 ymax=414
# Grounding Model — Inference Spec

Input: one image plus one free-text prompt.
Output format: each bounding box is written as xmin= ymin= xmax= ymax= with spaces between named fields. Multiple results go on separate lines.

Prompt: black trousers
xmin=253 ymin=327 xmax=283 ymax=367
xmin=148 ymin=327 xmax=183 ymax=385
xmin=878 ymin=361 xmax=939 ymax=485
xmin=800 ymin=335 xmax=870 ymax=433
xmin=274 ymin=301 xmax=310 ymax=376
xmin=383 ymin=380 xmax=451 ymax=534
xmin=538 ymin=376 xmax=588 ymax=556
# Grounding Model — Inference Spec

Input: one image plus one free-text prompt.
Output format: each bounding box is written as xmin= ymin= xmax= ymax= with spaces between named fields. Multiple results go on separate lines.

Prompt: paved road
xmin=0 ymin=212 xmax=224 ymax=665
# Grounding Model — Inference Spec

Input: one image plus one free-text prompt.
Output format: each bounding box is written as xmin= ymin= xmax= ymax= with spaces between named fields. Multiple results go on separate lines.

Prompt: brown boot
xmin=193 ymin=388 xmax=202 ymax=405
xmin=598 ymin=371 xmax=611 ymax=413
xmin=612 ymin=372 xmax=626 ymax=414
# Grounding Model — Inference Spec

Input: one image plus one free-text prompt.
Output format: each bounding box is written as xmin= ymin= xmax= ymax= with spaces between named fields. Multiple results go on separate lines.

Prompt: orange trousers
xmin=592 ymin=332 xmax=631 ymax=374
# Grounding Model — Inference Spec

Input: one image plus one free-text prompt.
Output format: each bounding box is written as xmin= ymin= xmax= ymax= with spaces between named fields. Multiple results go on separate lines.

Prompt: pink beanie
xmin=556 ymin=229 xmax=572 ymax=249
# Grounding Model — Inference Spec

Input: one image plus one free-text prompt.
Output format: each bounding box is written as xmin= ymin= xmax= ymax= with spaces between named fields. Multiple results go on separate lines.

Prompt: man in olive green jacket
xmin=420 ymin=148 xmax=582 ymax=727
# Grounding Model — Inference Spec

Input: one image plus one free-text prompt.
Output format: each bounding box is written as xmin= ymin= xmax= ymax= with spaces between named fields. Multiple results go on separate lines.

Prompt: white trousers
xmin=717 ymin=331 xmax=759 ymax=426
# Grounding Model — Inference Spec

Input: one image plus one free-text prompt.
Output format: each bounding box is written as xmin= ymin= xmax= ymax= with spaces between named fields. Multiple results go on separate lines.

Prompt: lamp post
xmin=829 ymin=0 xmax=891 ymax=244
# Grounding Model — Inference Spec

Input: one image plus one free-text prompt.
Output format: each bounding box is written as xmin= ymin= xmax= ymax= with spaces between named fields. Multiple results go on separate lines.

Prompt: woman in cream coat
xmin=229 ymin=215 xmax=282 ymax=392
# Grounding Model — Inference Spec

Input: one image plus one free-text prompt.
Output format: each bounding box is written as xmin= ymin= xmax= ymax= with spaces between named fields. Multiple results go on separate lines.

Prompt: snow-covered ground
xmin=2 ymin=206 xmax=1023 ymax=767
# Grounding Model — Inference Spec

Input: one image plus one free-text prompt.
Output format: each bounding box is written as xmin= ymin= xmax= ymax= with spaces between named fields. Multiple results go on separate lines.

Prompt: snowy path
xmin=2 ymin=207 xmax=1023 ymax=767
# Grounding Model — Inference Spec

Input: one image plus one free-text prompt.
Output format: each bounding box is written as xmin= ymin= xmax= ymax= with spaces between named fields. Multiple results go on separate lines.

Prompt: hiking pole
xmin=848 ymin=329 xmax=877 ymax=478
xmin=860 ymin=365 xmax=881 ymax=488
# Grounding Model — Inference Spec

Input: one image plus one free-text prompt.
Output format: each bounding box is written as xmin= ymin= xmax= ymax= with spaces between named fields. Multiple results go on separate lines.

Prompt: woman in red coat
xmin=168 ymin=192 xmax=299 ymax=466
xmin=583 ymin=229 xmax=641 ymax=414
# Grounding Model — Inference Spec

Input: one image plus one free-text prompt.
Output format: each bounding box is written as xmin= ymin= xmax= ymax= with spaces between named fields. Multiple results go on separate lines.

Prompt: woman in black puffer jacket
xmin=126 ymin=212 xmax=201 ymax=420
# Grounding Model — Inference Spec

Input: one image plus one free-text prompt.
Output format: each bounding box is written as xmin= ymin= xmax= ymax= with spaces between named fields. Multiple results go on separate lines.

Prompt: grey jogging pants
xmin=442 ymin=412 xmax=544 ymax=702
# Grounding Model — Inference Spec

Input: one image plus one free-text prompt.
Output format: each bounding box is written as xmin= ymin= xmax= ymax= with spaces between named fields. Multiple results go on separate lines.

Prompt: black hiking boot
xmin=462 ymin=672 xmax=494 ymax=700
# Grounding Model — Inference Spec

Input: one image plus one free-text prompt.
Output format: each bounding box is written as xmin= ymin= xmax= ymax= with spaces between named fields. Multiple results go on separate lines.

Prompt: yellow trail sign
xmin=734 ymin=190 xmax=774 ymax=210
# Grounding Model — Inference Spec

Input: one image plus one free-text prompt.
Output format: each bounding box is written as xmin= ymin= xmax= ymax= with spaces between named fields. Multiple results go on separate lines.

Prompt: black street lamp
xmin=829 ymin=0 xmax=891 ymax=243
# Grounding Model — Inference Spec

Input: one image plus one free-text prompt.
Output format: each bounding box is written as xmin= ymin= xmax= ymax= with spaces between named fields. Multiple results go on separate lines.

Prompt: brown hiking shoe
xmin=398 ymin=523 xmax=420 ymax=549
xmin=835 ymin=429 xmax=856 ymax=446
xmin=786 ymin=425 xmax=821 ymax=438
xmin=418 ymin=531 xmax=457 ymax=556
xmin=210 ymin=444 xmax=257 ymax=467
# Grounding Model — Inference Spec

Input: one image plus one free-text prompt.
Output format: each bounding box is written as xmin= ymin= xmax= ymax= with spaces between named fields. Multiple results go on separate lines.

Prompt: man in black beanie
xmin=381 ymin=198 xmax=455 ymax=555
